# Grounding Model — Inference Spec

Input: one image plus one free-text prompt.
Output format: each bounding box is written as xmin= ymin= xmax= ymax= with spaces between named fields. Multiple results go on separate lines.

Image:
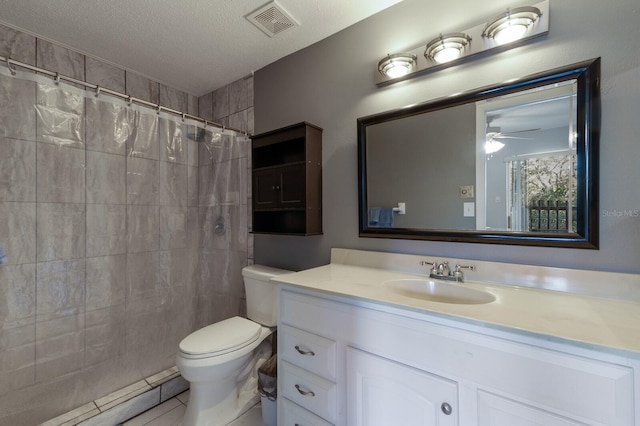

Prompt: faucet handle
xmin=420 ymin=260 xmax=439 ymax=275
xmin=455 ymin=264 xmax=476 ymax=272
xmin=453 ymin=264 xmax=476 ymax=281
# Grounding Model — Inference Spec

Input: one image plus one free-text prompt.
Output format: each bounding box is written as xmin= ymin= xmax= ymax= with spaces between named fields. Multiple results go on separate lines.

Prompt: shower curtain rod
xmin=1 ymin=55 xmax=249 ymax=136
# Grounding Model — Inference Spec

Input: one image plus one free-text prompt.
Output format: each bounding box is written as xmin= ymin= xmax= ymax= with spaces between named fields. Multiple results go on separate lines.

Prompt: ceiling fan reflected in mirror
xmin=484 ymin=124 xmax=540 ymax=154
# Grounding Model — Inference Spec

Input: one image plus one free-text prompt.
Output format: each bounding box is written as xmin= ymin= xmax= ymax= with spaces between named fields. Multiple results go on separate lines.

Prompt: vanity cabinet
xmin=277 ymin=287 xmax=636 ymax=426
xmin=251 ymin=122 xmax=322 ymax=235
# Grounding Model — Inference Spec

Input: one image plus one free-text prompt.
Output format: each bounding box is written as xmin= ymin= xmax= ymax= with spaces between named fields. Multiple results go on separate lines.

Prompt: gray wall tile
xmin=86 ymin=99 xmax=129 ymax=155
xmin=159 ymin=207 xmax=187 ymax=250
xmin=36 ymin=143 xmax=85 ymax=204
xmin=127 ymin=111 xmax=159 ymax=160
xmin=36 ymin=83 xmax=85 ymax=148
xmin=228 ymin=78 xmax=248 ymax=115
xmin=36 ymin=203 xmax=85 ymax=262
xmin=125 ymin=72 xmax=160 ymax=104
xmin=86 ymin=256 xmax=126 ymax=311
xmin=85 ymin=305 xmax=125 ymax=366
xmin=35 ymin=314 xmax=85 ymax=382
xmin=0 ymin=75 xmax=37 ymax=142
xmin=0 ymin=263 xmax=36 ymax=326
xmin=0 ymin=23 xmax=36 ymax=66
xmin=212 ymin=86 xmax=229 ymax=121
xmin=159 ymin=118 xmax=186 ymax=164
xmin=160 ymin=162 xmax=187 ymax=207
xmin=187 ymin=94 xmax=198 ymax=116
xmin=126 ymin=205 xmax=159 ymax=253
xmin=127 ymin=157 xmax=159 ymax=205
xmin=86 ymin=57 xmax=126 ymax=93
xmin=86 ymin=205 xmax=126 ymax=257
xmin=36 ymin=39 xmax=85 ymax=82
xmin=159 ymin=84 xmax=187 ymax=112
xmin=86 ymin=151 xmax=126 ymax=204
xmin=35 ymin=260 xmax=86 ymax=321
xmin=197 ymin=92 xmax=213 ymax=121
xmin=0 ymin=202 xmax=36 ymax=265
xmin=0 ymin=138 xmax=36 ymax=202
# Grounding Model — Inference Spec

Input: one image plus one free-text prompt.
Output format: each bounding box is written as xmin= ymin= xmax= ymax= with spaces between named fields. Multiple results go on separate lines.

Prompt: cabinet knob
xmin=294 ymin=345 xmax=315 ymax=356
xmin=441 ymin=402 xmax=452 ymax=415
xmin=295 ymin=384 xmax=316 ymax=397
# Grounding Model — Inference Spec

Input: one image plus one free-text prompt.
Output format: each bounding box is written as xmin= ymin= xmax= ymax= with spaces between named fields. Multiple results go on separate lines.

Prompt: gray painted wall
xmin=254 ymin=0 xmax=640 ymax=274
xmin=366 ymin=103 xmax=476 ymax=230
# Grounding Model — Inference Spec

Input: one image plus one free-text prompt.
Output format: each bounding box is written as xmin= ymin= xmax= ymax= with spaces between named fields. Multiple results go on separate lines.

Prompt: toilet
xmin=176 ymin=264 xmax=292 ymax=426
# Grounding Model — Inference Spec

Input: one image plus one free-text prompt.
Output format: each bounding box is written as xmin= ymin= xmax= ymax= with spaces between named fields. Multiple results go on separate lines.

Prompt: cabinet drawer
xmin=281 ymin=361 xmax=337 ymax=423
xmin=281 ymin=325 xmax=337 ymax=380
xmin=280 ymin=291 xmax=347 ymax=337
xmin=281 ymin=398 xmax=334 ymax=426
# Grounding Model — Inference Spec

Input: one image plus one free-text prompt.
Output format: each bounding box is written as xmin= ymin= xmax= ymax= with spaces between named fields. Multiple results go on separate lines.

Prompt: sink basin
xmin=383 ymin=279 xmax=495 ymax=305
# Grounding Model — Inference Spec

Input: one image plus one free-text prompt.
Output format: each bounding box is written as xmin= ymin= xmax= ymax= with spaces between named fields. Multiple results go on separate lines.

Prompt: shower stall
xmin=0 ymin=59 xmax=252 ymax=425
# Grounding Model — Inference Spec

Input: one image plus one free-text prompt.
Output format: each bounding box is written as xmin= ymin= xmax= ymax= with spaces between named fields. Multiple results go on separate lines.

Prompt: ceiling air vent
xmin=246 ymin=1 xmax=299 ymax=37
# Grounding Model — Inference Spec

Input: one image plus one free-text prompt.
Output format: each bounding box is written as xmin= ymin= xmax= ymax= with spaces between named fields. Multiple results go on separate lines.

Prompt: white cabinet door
xmin=477 ymin=391 xmax=588 ymax=426
xmin=346 ymin=347 xmax=458 ymax=426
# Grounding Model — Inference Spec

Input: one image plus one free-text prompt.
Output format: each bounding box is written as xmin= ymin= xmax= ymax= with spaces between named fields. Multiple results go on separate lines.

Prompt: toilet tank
xmin=242 ymin=265 xmax=293 ymax=327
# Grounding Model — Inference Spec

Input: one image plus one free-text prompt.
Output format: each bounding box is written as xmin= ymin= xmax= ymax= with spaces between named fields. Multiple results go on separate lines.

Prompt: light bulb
xmin=386 ymin=63 xmax=411 ymax=78
xmin=433 ymin=46 xmax=462 ymax=63
xmin=494 ymin=23 xmax=529 ymax=44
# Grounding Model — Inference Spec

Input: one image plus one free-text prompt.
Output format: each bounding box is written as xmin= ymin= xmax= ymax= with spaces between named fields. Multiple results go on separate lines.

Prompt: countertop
xmin=273 ymin=263 xmax=640 ymax=357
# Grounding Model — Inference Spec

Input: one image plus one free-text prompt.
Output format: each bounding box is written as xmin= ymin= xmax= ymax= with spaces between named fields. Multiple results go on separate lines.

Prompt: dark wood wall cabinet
xmin=251 ymin=122 xmax=322 ymax=235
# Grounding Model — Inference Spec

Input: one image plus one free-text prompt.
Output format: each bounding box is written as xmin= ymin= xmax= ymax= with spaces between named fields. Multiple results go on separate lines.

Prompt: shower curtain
xmin=0 ymin=67 xmax=251 ymax=425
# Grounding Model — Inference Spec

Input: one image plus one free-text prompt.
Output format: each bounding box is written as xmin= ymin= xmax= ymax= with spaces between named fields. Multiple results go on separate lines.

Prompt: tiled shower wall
xmin=0 ymin=23 xmax=254 ymax=426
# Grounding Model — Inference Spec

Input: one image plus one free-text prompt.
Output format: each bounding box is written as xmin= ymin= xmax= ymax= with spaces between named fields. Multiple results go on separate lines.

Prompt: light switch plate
xmin=464 ymin=202 xmax=475 ymax=217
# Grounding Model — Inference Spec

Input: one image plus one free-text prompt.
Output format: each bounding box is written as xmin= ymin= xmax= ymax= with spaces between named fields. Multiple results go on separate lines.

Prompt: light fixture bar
xmin=376 ymin=0 xmax=549 ymax=86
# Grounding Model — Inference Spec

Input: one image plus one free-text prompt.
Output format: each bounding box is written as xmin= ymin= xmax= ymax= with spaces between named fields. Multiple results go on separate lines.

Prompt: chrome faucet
xmin=420 ymin=260 xmax=475 ymax=282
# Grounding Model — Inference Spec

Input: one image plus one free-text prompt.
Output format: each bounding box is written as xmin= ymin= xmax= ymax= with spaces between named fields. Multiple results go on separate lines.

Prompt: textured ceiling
xmin=0 ymin=0 xmax=403 ymax=95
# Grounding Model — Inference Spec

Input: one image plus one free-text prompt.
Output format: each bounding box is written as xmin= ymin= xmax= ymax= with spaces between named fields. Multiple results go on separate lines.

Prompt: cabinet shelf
xmin=251 ymin=122 xmax=322 ymax=235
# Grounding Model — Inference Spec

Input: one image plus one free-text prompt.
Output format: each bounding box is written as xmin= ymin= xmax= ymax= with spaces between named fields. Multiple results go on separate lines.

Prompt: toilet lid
xmin=179 ymin=316 xmax=262 ymax=356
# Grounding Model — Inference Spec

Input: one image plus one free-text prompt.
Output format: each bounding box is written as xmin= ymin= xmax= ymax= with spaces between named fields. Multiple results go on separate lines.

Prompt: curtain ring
xmin=156 ymin=104 xmax=161 ymax=114
xmin=5 ymin=58 xmax=16 ymax=76
xmin=54 ymin=73 xmax=61 ymax=85
xmin=127 ymin=95 xmax=133 ymax=105
xmin=95 ymin=86 xmax=101 ymax=97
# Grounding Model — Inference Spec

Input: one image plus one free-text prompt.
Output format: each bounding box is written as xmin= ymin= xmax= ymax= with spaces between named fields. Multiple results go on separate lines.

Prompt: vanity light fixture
xmin=378 ymin=53 xmax=418 ymax=78
xmin=482 ymin=6 xmax=542 ymax=45
xmin=375 ymin=0 xmax=549 ymax=86
xmin=425 ymin=33 xmax=472 ymax=64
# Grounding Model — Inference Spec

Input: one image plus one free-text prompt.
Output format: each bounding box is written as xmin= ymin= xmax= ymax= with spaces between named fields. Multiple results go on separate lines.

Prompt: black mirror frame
xmin=358 ymin=58 xmax=600 ymax=249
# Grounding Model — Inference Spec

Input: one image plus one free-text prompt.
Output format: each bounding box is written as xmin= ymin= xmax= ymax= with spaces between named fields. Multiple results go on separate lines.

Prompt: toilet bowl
xmin=176 ymin=265 xmax=292 ymax=426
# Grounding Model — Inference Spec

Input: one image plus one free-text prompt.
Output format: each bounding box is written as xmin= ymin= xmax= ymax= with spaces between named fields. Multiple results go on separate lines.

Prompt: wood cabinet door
xmin=278 ymin=163 xmax=306 ymax=208
xmin=346 ymin=347 xmax=458 ymax=426
xmin=253 ymin=168 xmax=278 ymax=209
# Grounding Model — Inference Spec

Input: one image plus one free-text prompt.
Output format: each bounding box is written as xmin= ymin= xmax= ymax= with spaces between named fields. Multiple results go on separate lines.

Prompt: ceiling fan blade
xmin=500 ymin=127 xmax=541 ymax=135
xmin=493 ymin=135 xmax=532 ymax=140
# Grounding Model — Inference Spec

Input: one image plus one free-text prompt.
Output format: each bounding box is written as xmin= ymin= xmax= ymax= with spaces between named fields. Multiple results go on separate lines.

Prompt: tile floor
xmin=122 ymin=391 xmax=264 ymax=426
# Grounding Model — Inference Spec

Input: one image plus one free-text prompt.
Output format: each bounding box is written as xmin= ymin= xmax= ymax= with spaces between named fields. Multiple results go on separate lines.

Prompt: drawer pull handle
xmin=441 ymin=402 xmax=452 ymax=415
xmin=295 ymin=384 xmax=316 ymax=397
xmin=294 ymin=345 xmax=315 ymax=356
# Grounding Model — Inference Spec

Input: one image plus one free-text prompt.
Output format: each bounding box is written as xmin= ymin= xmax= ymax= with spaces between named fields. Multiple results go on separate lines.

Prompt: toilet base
xmin=181 ymin=340 xmax=272 ymax=426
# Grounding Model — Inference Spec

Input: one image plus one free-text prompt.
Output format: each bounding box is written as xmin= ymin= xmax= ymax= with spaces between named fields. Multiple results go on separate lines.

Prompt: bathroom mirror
xmin=358 ymin=58 xmax=600 ymax=248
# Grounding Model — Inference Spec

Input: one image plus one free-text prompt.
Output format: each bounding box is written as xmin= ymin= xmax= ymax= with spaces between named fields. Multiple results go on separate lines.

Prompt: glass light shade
xmin=494 ymin=22 xmax=530 ymax=44
xmin=482 ymin=7 xmax=541 ymax=45
xmin=433 ymin=46 xmax=463 ymax=63
xmin=425 ymin=33 xmax=471 ymax=64
xmin=378 ymin=53 xmax=418 ymax=78
xmin=485 ymin=139 xmax=505 ymax=154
